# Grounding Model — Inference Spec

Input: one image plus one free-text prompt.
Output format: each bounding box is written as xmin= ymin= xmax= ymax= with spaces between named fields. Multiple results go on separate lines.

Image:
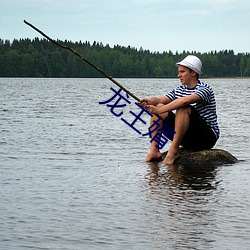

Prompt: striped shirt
xmin=166 ymin=80 xmax=220 ymax=139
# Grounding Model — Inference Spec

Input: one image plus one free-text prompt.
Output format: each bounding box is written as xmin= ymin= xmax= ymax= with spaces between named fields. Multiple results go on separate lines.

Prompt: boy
xmin=139 ymin=55 xmax=219 ymax=164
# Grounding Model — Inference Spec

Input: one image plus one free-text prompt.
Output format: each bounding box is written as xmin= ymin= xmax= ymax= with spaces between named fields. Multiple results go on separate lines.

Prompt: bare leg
xmin=163 ymin=106 xmax=191 ymax=165
xmin=144 ymin=104 xmax=168 ymax=162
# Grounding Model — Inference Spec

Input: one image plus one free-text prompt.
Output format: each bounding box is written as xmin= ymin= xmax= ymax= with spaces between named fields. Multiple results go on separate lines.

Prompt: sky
xmin=1 ymin=0 xmax=250 ymax=53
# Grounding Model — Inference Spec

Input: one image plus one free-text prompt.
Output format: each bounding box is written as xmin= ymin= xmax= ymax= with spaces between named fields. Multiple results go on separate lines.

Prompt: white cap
xmin=176 ymin=55 xmax=202 ymax=75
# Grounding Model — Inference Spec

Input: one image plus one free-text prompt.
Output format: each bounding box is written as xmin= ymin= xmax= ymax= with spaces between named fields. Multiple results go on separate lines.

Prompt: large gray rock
xmin=161 ymin=148 xmax=238 ymax=166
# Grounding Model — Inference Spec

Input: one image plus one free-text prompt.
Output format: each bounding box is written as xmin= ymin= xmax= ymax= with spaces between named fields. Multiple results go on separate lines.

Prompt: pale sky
xmin=1 ymin=0 xmax=250 ymax=53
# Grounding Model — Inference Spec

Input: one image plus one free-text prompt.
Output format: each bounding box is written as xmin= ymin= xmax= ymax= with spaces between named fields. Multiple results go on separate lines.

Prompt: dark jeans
xmin=163 ymin=107 xmax=217 ymax=150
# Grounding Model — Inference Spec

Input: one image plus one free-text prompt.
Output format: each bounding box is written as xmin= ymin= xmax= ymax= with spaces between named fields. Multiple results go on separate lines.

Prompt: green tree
xmin=244 ymin=56 xmax=250 ymax=76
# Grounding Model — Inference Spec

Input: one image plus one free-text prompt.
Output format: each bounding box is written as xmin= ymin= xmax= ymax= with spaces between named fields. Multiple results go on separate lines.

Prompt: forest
xmin=0 ymin=38 xmax=250 ymax=78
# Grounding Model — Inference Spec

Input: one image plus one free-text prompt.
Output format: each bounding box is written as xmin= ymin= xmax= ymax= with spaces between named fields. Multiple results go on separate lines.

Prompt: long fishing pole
xmin=23 ymin=20 xmax=140 ymax=101
xmin=23 ymin=20 xmax=163 ymax=120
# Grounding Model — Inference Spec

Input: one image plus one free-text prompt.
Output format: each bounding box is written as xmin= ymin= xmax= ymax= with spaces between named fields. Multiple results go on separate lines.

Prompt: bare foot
xmin=144 ymin=151 xmax=162 ymax=162
xmin=163 ymin=150 xmax=179 ymax=165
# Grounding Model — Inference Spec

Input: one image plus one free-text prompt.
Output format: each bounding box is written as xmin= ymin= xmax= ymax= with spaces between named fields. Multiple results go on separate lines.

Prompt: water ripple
xmin=0 ymin=78 xmax=250 ymax=249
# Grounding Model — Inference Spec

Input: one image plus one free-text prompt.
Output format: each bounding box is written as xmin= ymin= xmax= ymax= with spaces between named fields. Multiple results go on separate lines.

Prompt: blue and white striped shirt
xmin=166 ymin=80 xmax=220 ymax=139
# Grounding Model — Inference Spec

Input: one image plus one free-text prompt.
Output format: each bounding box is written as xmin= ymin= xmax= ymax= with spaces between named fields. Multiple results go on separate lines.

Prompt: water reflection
xmin=144 ymin=162 xmax=220 ymax=249
xmin=147 ymin=162 xmax=219 ymax=191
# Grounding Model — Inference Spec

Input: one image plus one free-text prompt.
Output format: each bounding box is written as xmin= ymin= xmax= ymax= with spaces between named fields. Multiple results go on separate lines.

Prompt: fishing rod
xmin=23 ymin=20 xmax=140 ymax=101
xmin=23 ymin=20 xmax=163 ymax=120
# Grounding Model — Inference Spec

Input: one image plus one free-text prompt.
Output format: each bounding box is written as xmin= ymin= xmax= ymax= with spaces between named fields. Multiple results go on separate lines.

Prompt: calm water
xmin=1 ymin=78 xmax=250 ymax=250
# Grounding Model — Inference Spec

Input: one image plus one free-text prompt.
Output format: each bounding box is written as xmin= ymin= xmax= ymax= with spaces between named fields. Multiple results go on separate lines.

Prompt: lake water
xmin=1 ymin=78 xmax=250 ymax=250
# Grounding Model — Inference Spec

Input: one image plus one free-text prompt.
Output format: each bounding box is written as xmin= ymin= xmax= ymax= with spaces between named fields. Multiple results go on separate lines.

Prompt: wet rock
xmin=162 ymin=148 xmax=238 ymax=166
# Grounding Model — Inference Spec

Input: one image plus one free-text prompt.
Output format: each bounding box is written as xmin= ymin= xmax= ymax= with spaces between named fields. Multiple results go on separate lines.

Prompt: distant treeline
xmin=0 ymin=38 xmax=250 ymax=78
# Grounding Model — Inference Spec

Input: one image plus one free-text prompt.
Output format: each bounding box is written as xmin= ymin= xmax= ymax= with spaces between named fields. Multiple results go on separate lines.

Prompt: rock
xmin=161 ymin=148 xmax=238 ymax=166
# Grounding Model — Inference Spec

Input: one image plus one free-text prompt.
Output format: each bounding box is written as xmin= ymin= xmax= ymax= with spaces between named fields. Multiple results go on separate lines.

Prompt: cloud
xmin=198 ymin=0 xmax=250 ymax=10
xmin=1 ymin=0 xmax=250 ymax=53
xmin=79 ymin=3 xmax=89 ymax=10
xmin=134 ymin=0 xmax=168 ymax=5
xmin=206 ymin=0 xmax=237 ymax=4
